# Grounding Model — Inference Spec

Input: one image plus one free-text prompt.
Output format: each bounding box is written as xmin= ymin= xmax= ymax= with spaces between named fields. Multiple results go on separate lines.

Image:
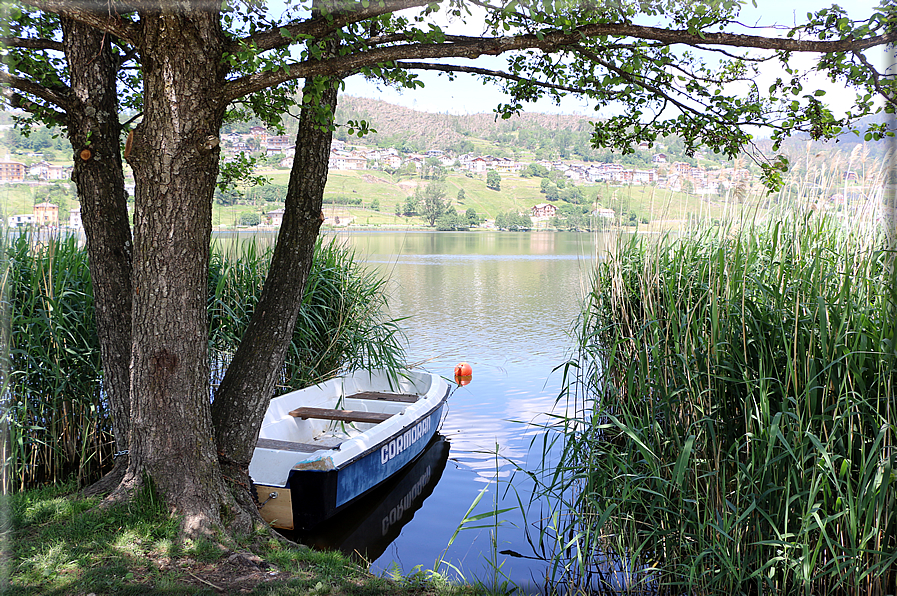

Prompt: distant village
xmin=0 ymin=123 xmax=882 ymax=229
xmin=229 ymin=126 xmax=739 ymax=193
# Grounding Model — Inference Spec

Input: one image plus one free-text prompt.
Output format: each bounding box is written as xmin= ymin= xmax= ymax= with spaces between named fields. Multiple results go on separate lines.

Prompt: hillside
xmin=332 ymin=95 xmax=596 ymax=151
xmin=2 ymin=96 xmax=888 ymax=231
xmin=240 ymin=95 xmax=609 ymax=161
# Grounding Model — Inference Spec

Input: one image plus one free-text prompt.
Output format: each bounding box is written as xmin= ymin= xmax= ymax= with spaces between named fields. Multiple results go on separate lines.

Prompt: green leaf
xmin=672 ymin=434 xmax=696 ymax=487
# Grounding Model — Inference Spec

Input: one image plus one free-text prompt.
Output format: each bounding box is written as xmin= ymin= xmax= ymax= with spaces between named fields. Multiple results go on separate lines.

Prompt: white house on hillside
xmin=266 ymin=208 xmax=285 ymax=227
xmin=532 ymin=203 xmax=557 ymax=218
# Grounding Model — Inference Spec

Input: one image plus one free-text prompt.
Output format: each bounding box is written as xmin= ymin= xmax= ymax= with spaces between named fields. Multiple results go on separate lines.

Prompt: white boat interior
xmin=249 ymin=369 xmax=445 ymax=487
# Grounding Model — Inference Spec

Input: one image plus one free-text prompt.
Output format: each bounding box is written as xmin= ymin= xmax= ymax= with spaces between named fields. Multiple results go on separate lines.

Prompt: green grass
xmin=531 ymin=213 xmax=896 ymax=595
xmin=0 ymin=480 xmax=478 ymax=595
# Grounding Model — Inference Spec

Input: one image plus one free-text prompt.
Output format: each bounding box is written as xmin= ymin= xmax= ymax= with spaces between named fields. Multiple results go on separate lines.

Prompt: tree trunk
xmin=60 ymin=14 xmax=133 ymax=494
xmin=119 ymin=8 xmax=244 ymax=535
xmin=211 ymin=78 xmax=338 ymax=489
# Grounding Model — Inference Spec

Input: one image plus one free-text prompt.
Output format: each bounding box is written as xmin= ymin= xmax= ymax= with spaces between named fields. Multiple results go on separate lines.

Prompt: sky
xmin=338 ymin=1 xmax=895 ymax=119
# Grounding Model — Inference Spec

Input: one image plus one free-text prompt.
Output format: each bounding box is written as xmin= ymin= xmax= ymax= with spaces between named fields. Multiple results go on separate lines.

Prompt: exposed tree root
xmin=99 ymin=467 xmax=144 ymax=508
xmin=82 ymin=456 xmax=129 ymax=497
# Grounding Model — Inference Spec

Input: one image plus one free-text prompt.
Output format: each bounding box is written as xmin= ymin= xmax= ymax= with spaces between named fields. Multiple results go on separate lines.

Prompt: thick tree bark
xmin=60 ymin=14 xmax=133 ymax=494
xmin=118 ymin=7 xmax=245 ymax=535
xmin=211 ymin=78 xmax=338 ymax=488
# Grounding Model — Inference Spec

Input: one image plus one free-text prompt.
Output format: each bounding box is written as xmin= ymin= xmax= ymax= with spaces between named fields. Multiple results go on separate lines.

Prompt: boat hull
xmin=280 ymin=400 xmax=444 ymax=529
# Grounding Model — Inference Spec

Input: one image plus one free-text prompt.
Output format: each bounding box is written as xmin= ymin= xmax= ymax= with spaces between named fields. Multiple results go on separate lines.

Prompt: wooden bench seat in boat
xmin=256 ymin=437 xmax=337 ymax=453
xmin=346 ymin=391 xmax=420 ymax=403
xmin=288 ymin=407 xmax=393 ymax=424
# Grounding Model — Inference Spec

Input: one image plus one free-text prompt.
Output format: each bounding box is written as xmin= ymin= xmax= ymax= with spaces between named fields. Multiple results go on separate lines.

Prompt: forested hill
xmin=329 ymin=95 xmax=606 ymax=160
xmin=333 ymin=95 xmax=596 ymax=149
xmin=328 ymin=95 xmax=889 ymax=164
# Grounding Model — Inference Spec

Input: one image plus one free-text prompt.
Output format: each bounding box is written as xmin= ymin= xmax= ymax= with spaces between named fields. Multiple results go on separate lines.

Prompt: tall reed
xmin=2 ymin=234 xmax=105 ymax=491
xmin=537 ymin=214 xmax=896 ymax=595
xmin=208 ymin=236 xmax=406 ymax=390
xmin=3 ymin=234 xmax=406 ymax=491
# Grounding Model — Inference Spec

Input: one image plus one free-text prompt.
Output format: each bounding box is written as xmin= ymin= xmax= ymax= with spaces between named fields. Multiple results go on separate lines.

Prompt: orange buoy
xmin=454 ymin=362 xmax=472 ymax=386
xmin=454 ymin=362 xmax=472 ymax=377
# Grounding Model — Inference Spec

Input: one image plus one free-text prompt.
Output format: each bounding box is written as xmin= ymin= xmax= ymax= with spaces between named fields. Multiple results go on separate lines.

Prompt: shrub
xmin=238 ymin=212 xmax=261 ymax=226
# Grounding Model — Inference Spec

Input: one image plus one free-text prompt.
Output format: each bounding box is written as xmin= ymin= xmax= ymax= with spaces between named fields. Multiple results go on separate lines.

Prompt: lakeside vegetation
xmin=3 ymin=234 xmax=405 ymax=492
xmin=3 ymin=210 xmax=894 ymax=594
xmin=532 ymin=213 xmax=896 ymax=595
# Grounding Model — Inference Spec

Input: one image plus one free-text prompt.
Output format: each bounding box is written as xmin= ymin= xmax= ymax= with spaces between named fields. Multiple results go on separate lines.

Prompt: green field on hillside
xmin=304 ymin=170 xmax=739 ymax=228
xmin=1 ymin=166 xmax=748 ymax=231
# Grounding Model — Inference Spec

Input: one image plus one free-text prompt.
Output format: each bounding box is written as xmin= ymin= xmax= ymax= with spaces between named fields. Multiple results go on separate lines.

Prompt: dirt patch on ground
xmin=133 ymin=551 xmax=295 ymax=594
xmin=361 ymin=173 xmax=393 ymax=185
xmin=397 ymin=179 xmax=419 ymax=190
xmin=124 ymin=551 xmax=435 ymax=596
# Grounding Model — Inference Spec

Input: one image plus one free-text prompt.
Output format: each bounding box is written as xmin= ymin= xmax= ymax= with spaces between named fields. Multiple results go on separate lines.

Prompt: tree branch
xmin=572 ymin=44 xmax=794 ymax=136
xmin=853 ymin=50 xmax=896 ymax=109
xmin=225 ymin=23 xmax=896 ymax=102
xmin=114 ymin=46 xmax=139 ymax=69
xmin=121 ymin=111 xmax=143 ymax=128
xmin=394 ymin=61 xmax=589 ymax=95
xmin=363 ymin=33 xmax=487 ymax=46
xmin=687 ymin=45 xmax=769 ymax=63
xmin=20 ymin=0 xmax=140 ymax=44
xmin=231 ymin=0 xmax=432 ymax=54
xmin=0 ymin=37 xmax=64 ymax=51
xmin=5 ymin=91 xmax=68 ymax=122
xmin=0 ymin=71 xmax=74 ymax=112
xmin=571 ymin=45 xmax=709 ymax=120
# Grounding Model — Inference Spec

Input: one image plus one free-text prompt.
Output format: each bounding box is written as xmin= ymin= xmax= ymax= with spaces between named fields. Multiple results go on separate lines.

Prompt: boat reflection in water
xmin=281 ymin=434 xmax=450 ymax=561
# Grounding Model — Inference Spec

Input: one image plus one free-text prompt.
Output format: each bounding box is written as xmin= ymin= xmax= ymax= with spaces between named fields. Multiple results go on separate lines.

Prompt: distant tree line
xmin=495 ymin=211 xmax=533 ymax=231
xmin=214 ymin=183 xmax=365 ymax=207
xmin=2 ymin=126 xmax=69 ymax=161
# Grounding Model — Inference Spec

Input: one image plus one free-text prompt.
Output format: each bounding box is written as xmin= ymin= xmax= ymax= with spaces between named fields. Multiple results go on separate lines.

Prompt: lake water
xmin=304 ymin=230 xmax=603 ymax=592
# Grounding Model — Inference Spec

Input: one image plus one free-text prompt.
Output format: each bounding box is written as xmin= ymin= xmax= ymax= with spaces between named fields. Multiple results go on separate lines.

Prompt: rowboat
xmin=249 ymin=369 xmax=451 ymax=530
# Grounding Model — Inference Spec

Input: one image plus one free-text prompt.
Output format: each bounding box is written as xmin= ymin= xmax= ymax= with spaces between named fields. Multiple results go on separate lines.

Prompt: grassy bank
xmin=535 ymin=214 xmax=896 ymax=595
xmin=2 ymin=234 xmax=405 ymax=491
xmin=0 ymin=479 xmax=474 ymax=595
